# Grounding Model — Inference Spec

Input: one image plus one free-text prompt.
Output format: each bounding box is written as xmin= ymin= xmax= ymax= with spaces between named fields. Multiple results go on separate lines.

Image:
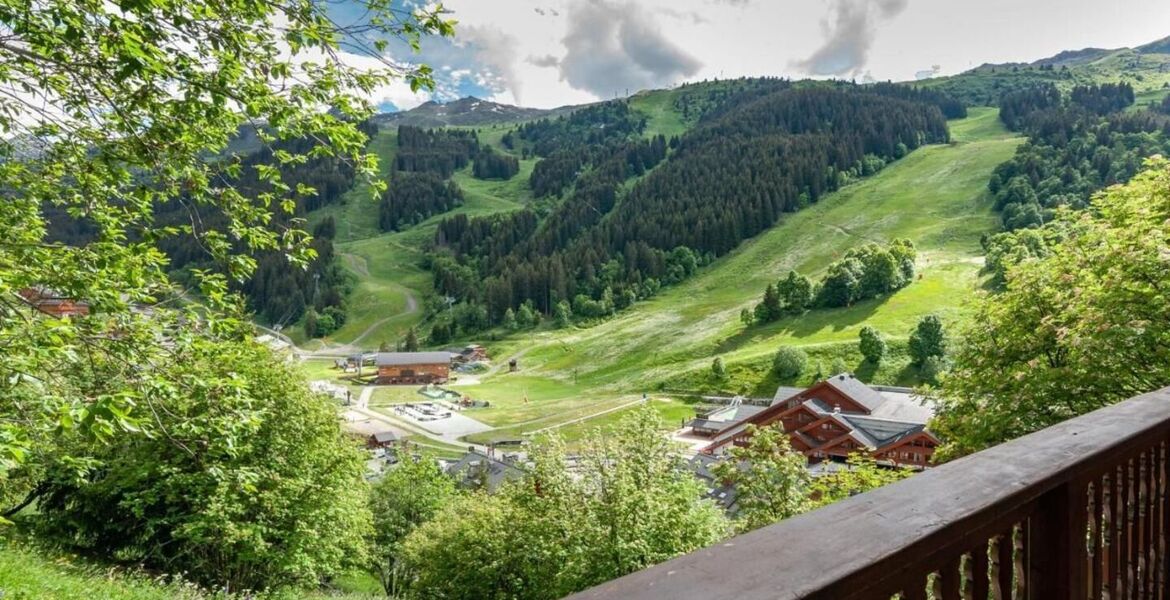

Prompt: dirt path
xmin=521 ymin=397 xmax=648 ymax=436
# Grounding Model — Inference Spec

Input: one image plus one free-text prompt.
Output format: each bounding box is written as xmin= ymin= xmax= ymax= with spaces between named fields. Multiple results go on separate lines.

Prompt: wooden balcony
xmin=569 ymin=386 xmax=1170 ymax=599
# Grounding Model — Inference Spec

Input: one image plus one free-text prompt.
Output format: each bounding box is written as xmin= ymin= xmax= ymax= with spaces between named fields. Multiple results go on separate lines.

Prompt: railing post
xmin=1029 ymin=479 xmax=1089 ymax=598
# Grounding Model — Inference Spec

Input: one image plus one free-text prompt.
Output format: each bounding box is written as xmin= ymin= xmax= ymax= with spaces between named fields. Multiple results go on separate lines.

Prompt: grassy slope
xmin=453 ymin=108 xmax=1021 ymax=440
xmin=0 ymin=543 xmax=383 ymax=600
xmin=292 ymin=128 xmax=534 ymax=348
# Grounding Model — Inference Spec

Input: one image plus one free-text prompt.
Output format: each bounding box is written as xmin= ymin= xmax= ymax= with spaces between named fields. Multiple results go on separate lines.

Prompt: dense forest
xmin=472 ymin=146 xmax=520 ymax=179
xmin=395 ymin=125 xmax=479 ymax=177
xmin=423 ymin=85 xmax=950 ymax=340
xmin=43 ymin=124 xmax=375 ymax=329
xmin=987 ymin=82 xmax=1170 ymax=230
xmin=378 ymin=171 xmax=465 ymax=232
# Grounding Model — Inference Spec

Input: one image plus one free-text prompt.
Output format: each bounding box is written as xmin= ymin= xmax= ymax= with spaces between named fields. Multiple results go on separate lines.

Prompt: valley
xmin=298 ymin=104 xmax=1022 ymax=447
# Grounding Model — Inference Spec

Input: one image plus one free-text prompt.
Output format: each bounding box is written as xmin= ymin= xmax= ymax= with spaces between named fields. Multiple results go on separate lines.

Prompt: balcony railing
xmin=569 ymin=386 xmax=1170 ymax=599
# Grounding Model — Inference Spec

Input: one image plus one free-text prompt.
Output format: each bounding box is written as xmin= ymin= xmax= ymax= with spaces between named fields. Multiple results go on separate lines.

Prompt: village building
xmin=374 ymin=351 xmax=453 ymax=384
xmin=19 ymin=287 xmax=90 ymax=318
xmin=445 ymin=450 xmax=526 ymax=492
xmin=453 ymin=344 xmax=488 ymax=363
xmin=698 ymin=374 xmax=939 ymax=469
xmin=367 ymin=430 xmax=401 ymax=449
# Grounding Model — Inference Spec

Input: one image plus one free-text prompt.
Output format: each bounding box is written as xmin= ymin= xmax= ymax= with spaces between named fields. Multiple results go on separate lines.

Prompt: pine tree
xmin=404 ymin=327 xmax=420 ymax=352
xmin=304 ymin=309 xmax=319 ymax=339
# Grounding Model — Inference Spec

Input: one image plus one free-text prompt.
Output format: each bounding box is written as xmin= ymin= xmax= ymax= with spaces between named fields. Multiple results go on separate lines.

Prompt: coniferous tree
xmin=404 ymin=327 xmax=420 ymax=352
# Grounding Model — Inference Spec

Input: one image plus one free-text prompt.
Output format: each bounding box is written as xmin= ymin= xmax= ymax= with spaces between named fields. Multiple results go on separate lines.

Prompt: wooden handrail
xmin=568 ymin=386 xmax=1170 ymax=600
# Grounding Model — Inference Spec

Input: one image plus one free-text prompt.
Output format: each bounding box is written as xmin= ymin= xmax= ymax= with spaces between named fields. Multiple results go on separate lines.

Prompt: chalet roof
xmin=371 ymin=431 xmax=400 ymax=443
xmin=686 ymin=454 xmax=739 ymax=514
xmin=869 ymin=390 xmax=934 ymax=422
xmin=375 ymin=351 xmax=455 ymax=366
xmin=688 ymin=404 xmax=767 ymax=432
xmin=823 ymin=373 xmax=887 ymax=412
xmin=702 ymin=376 xmax=935 ymax=454
xmin=838 ymin=414 xmax=925 ymax=449
xmin=445 ymin=450 xmax=526 ymax=492
xmin=770 ymin=386 xmax=805 ymax=406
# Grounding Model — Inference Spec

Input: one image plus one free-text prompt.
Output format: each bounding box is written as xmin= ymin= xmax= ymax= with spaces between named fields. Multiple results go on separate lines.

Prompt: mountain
xmin=916 ymin=34 xmax=1170 ymax=106
xmin=372 ymin=96 xmax=580 ymax=128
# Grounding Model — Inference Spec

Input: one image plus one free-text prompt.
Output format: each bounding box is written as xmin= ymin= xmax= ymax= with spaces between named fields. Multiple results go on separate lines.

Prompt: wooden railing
xmin=569 ymin=386 xmax=1170 ymax=600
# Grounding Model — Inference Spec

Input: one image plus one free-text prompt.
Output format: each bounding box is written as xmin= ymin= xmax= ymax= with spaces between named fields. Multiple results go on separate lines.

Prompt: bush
xmin=711 ymin=357 xmax=726 ymax=379
xmin=773 ymin=347 xmax=808 ymax=380
xmin=858 ymin=326 xmax=887 ymax=364
xmin=909 ymin=314 xmax=947 ymax=365
xmin=921 ymin=355 xmax=948 ymax=384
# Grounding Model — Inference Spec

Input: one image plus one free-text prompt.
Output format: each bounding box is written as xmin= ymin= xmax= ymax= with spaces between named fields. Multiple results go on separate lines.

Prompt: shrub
xmin=773 ymin=347 xmax=808 ymax=380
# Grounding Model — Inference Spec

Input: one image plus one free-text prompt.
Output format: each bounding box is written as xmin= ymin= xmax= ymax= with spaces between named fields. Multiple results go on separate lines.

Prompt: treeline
xmin=472 ymin=146 xmax=519 ymax=180
xmin=673 ymin=77 xmax=793 ymax=123
xmin=395 ymin=125 xmax=478 ymax=177
xmin=44 ymin=126 xmax=372 ymax=328
xmin=422 ymin=85 xmax=949 ymax=340
xmin=751 ymin=240 xmax=917 ymax=322
xmin=920 ymin=63 xmax=1074 ymax=107
xmin=511 ymin=100 xmax=645 ymax=157
xmin=378 ymin=171 xmax=464 ymax=232
xmin=989 ymin=83 xmax=1170 ymax=229
xmin=865 ymin=82 xmax=968 ymax=119
xmin=997 ymin=83 xmax=1062 ymax=130
xmin=1070 ymin=82 xmax=1135 ymax=115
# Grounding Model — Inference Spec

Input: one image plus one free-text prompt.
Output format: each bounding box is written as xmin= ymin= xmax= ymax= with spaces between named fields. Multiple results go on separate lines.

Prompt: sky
xmin=343 ymin=0 xmax=1170 ymax=111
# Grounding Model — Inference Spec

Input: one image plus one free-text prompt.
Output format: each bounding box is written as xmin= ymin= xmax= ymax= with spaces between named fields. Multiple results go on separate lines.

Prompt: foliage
xmin=712 ymin=424 xmax=810 ymax=533
xmin=32 ymin=339 xmax=373 ymax=591
xmin=398 ymin=407 xmax=728 ymax=599
xmin=920 ymin=355 xmax=948 ymax=385
xmin=815 ymin=240 xmax=916 ymax=308
xmin=773 ymin=347 xmax=808 ymax=380
xmin=369 ymin=454 xmax=457 ymax=595
xmin=473 ymin=146 xmax=520 ymax=180
xmin=378 ymin=171 xmax=465 ymax=232
xmin=807 ymin=454 xmax=913 ymax=509
xmin=988 ymin=84 xmax=1170 ymax=231
xmin=403 ymin=327 xmax=420 ymax=352
xmin=428 ymin=85 xmax=946 ymax=330
xmin=395 ymin=126 xmax=479 ymax=177
xmin=0 ymin=0 xmax=452 ymax=477
xmin=711 ymin=357 xmax=727 ymax=379
xmin=908 ymin=315 xmax=947 ymax=366
xmin=858 ymin=326 xmax=887 ymax=364
xmin=932 ymin=160 xmax=1170 ymax=460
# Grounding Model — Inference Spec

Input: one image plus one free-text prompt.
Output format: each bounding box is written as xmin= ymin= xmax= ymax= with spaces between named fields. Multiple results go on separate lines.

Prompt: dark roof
xmin=375 ymin=351 xmax=454 ymax=366
xmin=371 ymin=431 xmax=400 ymax=443
xmin=445 ymin=451 xmax=526 ymax=492
xmin=686 ymin=454 xmax=739 ymax=514
xmin=839 ymin=415 xmax=926 ymax=448
xmin=823 ymin=373 xmax=888 ymax=412
xmin=770 ymin=386 xmax=805 ymax=406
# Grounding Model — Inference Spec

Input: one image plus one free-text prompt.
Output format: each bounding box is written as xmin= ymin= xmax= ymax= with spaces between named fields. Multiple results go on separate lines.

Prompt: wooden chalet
xmin=374 ymin=351 xmax=453 ymax=384
xmin=701 ymin=374 xmax=939 ymax=469
xmin=456 ymin=344 xmax=488 ymax=363
xmin=19 ymin=287 xmax=90 ymax=318
xmin=367 ymin=430 xmax=400 ymax=449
